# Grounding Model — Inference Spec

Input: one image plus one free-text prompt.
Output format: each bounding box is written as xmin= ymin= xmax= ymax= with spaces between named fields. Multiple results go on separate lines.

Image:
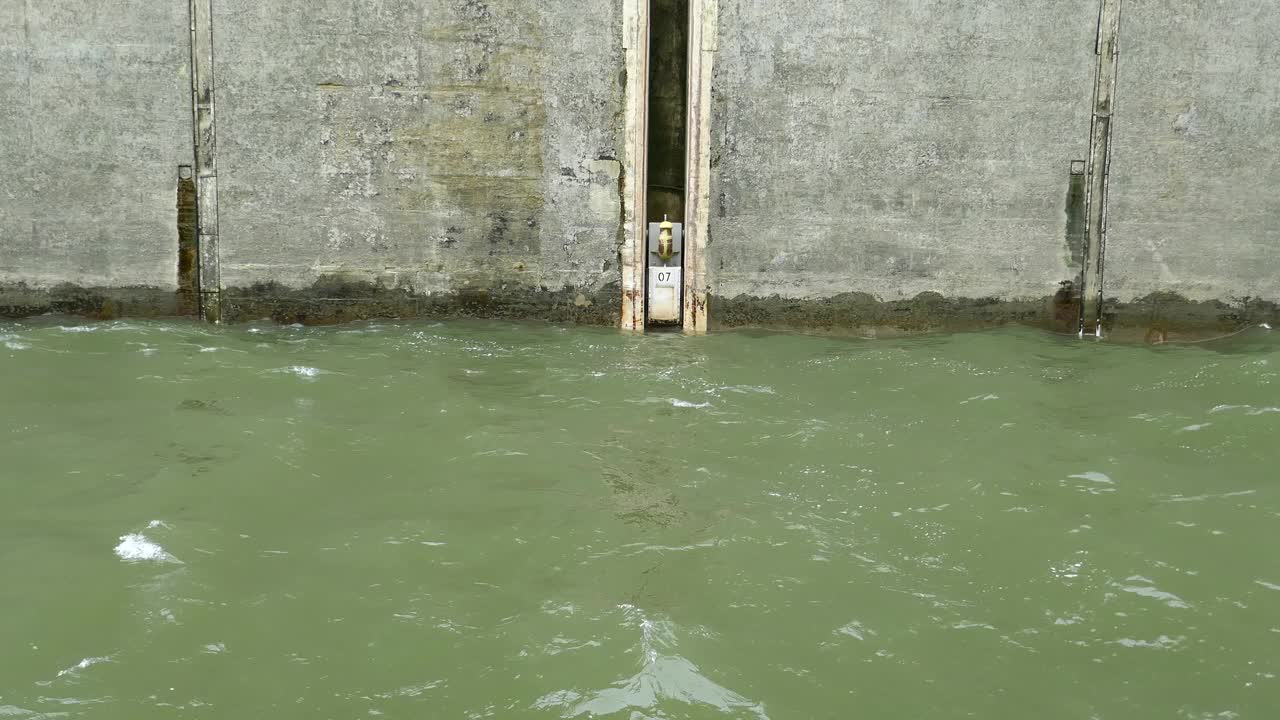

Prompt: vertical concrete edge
xmin=190 ymin=0 xmax=222 ymax=323
xmin=621 ymin=0 xmax=650 ymax=331
xmin=682 ymin=0 xmax=714 ymax=334
xmin=1081 ymin=0 xmax=1122 ymax=336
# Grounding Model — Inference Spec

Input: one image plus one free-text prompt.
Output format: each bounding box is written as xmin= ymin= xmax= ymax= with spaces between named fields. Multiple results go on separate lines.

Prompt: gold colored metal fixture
xmin=657 ymin=215 xmax=674 ymax=262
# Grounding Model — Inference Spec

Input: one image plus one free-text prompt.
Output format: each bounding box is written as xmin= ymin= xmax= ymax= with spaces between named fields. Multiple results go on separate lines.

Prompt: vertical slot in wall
xmin=646 ymin=0 xmax=689 ymax=229
xmin=645 ymin=0 xmax=690 ymax=328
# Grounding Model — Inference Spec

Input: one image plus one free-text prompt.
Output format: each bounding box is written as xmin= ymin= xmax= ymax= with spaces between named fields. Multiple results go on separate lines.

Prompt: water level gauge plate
xmin=647 ymin=266 xmax=681 ymax=323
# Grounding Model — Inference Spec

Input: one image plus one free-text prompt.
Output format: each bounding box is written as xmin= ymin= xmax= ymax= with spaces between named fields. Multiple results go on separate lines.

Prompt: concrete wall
xmin=0 ymin=0 xmax=191 ymax=315
xmin=1 ymin=0 xmax=1277 ymax=334
xmin=708 ymin=0 xmax=1098 ymax=329
xmin=211 ymin=0 xmax=625 ymax=323
xmin=1104 ymin=0 xmax=1280 ymax=326
xmin=708 ymin=0 xmax=1279 ymax=334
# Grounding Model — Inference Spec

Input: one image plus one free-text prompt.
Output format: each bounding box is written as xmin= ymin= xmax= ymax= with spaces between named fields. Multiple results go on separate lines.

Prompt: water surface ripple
xmin=2 ymin=319 xmax=1278 ymax=718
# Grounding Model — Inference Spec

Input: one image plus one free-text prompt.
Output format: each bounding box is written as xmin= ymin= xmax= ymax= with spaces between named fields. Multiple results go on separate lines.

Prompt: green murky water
xmin=2 ymin=319 xmax=1279 ymax=719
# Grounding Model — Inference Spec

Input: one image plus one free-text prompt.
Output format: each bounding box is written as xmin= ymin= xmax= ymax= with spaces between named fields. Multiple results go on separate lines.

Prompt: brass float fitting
xmin=657 ymin=215 xmax=674 ymax=262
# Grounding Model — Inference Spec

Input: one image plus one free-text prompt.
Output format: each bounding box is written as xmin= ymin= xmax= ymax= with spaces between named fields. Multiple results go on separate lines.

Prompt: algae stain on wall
xmin=415 ymin=0 xmax=548 ymax=288
xmin=204 ymin=0 xmax=626 ymax=321
xmin=309 ymin=0 xmax=549 ymax=293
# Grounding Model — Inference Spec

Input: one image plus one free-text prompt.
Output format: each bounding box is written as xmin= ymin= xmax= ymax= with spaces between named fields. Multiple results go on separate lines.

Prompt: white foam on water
xmin=951 ymin=621 xmax=997 ymax=630
xmin=716 ymin=385 xmax=775 ymax=395
xmin=1256 ymin=580 xmax=1280 ymax=592
xmin=273 ymin=365 xmax=325 ymax=379
xmin=1164 ymin=489 xmax=1256 ymax=504
xmin=835 ymin=620 xmax=874 ymax=641
xmin=1114 ymin=578 xmax=1191 ymax=609
xmin=532 ymin=690 xmax=582 ymax=711
xmin=670 ymin=398 xmax=711 ymax=409
xmin=114 ymin=534 xmax=179 ymax=563
xmin=56 ymin=655 xmax=113 ymax=678
xmin=1070 ymin=472 xmax=1114 ymax=484
xmin=1178 ymin=423 xmax=1212 ymax=432
xmin=531 ymin=605 xmax=769 ymax=719
xmin=394 ymin=681 xmax=444 ymax=697
xmin=1208 ymin=404 xmax=1280 ymax=416
xmin=1114 ymin=635 xmax=1184 ymax=649
xmin=2 ymin=332 xmax=29 ymax=349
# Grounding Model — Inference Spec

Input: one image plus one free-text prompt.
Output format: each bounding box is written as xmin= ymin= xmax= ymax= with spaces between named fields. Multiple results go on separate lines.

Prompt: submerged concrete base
xmin=712 ymin=292 xmax=1070 ymax=335
xmin=1103 ymin=293 xmax=1280 ymax=343
xmin=712 ymin=291 xmax=1279 ymax=342
xmin=0 ymin=283 xmax=185 ymax=320
xmin=5 ymin=281 xmax=1274 ymax=344
xmin=219 ymin=278 xmax=621 ymax=326
xmin=0 ymin=278 xmax=618 ymax=326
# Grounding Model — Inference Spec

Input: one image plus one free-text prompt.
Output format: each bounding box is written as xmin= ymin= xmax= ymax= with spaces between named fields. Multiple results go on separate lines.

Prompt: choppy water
xmin=2 ymin=318 xmax=1279 ymax=719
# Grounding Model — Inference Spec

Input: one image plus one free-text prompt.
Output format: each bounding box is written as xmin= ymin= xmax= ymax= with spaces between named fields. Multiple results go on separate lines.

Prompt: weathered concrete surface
xmin=0 ymin=0 xmax=190 ymax=316
xmin=682 ymin=0 xmax=715 ymax=333
xmin=708 ymin=0 xmax=1099 ymax=330
xmin=3 ymin=0 xmax=1278 ymax=337
xmin=1104 ymin=0 xmax=1280 ymax=322
xmin=712 ymin=291 xmax=1070 ymax=334
xmin=1104 ymin=292 xmax=1278 ymax=343
xmin=0 ymin=283 xmax=183 ymax=319
xmin=619 ymin=0 xmax=650 ymax=331
xmin=221 ymin=276 xmax=620 ymax=325
xmin=210 ymin=0 xmax=625 ymax=323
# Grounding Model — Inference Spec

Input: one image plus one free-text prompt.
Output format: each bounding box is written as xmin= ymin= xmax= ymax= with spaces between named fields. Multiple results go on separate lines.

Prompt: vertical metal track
xmin=190 ymin=0 xmax=222 ymax=323
xmin=682 ymin=0 xmax=715 ymax=334
xmin=1080 ymin=0 xmax=1122 ymax=337
xmin=621 ymin=0 xmax=651 ymax=332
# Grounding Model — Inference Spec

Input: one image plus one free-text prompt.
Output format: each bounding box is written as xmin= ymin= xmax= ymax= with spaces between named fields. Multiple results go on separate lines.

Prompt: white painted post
xmin=683 ymin=0 xmax=715 ymax=334
xmin=621 ymin=0 xmax=651 ymax=332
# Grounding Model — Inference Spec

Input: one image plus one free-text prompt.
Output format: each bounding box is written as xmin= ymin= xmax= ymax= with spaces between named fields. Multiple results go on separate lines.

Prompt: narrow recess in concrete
xmin=646 ymin=0 xmax=689 ymax=228
xmin=1081 ymin=0 xmax=1123 ymax=336
xmin=646 ymin=0 xmax=690 ymax=329
xmin=621 ymin=0 xmax=713 ymax=333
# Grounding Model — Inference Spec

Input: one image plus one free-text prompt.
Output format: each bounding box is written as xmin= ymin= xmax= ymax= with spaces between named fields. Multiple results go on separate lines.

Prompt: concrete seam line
xmin=190 ymin=0 xmax=223 ymax=323
xmin=1081 ymin=0 xmax=1122 ymax=337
